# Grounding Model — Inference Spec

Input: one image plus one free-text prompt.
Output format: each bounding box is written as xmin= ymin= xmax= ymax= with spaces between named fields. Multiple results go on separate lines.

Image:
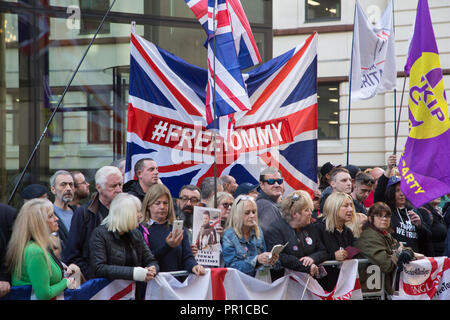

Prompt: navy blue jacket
xmin=138 ymin=222 xmax=197 ymax=274
xmin=63 ymin=193 xmax=109 ymax=279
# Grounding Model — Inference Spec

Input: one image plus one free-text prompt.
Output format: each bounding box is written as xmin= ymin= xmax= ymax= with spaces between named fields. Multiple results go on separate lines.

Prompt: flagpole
xmin=393 ymin=76 xmax=407 ymax=155
xmin=212 ymin=1 xmax=218 ymax=208
xmin=346 ymin=2 xmax=357 ymax=166
xmin=7 ymin=0 xmax=117 ymax=205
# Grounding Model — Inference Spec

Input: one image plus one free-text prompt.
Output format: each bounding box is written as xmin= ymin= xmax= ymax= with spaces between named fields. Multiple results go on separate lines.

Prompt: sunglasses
xmin=263 ymin=178 xmax=284 ymax=185
xmin=220 ymin=202 xmax=233 ymax=209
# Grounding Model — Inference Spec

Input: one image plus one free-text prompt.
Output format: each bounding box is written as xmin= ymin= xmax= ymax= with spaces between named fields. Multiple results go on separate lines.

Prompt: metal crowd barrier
xmin=166 ymin=258 xmax=387 ymax=300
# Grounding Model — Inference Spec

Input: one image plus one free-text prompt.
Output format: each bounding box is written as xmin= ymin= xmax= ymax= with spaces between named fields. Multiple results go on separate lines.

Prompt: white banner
xmin=145 ymin=260 xmax=362 ymax=300
xmin=350 ymin=0 xmax=397 ymax=100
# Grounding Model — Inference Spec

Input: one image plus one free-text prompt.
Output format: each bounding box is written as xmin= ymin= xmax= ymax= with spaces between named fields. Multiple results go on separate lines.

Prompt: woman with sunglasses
xmin=264 ymin=190 xmax=328 ymax=282
xmin=355 ymin=202 xmax=423 ymax=296
xmin=208 ymin=192 xmax=234 ymax=237
xmin=221 ymin=195 xmax=279 ymax=281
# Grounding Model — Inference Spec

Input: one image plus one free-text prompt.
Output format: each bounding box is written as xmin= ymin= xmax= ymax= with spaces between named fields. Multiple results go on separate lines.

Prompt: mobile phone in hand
xmin=172 ymin=220 xmax=184 ymax=233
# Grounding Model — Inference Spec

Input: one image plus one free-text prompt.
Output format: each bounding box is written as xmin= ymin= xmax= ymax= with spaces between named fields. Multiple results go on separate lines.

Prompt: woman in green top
xmin=6 ymin=198 xmax=77 ymax=300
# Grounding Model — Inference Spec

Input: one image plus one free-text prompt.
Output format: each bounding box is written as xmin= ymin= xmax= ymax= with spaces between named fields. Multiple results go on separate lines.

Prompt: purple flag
xmin=398 ymin=0 xmax=450 ymax=208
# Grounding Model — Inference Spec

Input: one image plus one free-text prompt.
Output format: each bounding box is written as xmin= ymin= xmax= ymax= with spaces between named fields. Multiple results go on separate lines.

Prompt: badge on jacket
xmin=305 ymin=237 xmax=313 ymax=245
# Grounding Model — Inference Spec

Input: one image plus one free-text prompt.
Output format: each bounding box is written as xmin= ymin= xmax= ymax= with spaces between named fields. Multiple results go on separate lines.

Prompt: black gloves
xmin=397 ymin=250 xmax=414 ymax=272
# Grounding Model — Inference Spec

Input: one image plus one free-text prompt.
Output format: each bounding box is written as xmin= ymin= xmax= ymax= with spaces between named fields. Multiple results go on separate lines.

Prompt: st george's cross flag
xmin=145 ymin=262 xmax=362 ymax=300
xmin=350 ymin=0 xmax=397 ymax=100
xmin=398 ymin=0 xmax=450 ymax=208
xmin=125 ymin=29 xmax=318 ymax=198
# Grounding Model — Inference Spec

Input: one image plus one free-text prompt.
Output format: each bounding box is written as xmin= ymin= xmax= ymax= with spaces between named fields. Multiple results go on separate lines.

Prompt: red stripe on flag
xmin=228 ymin=0 xmax=261 ymax=63
xmin=246 ymin=33 xmax=316 ymax=116
xmin=110 ymin=283 xmax=134 ymax=300
xmin=207 ymin=60 xmax=249 ymax=112
xmin=211 ymin=268 xmax=228 ymax=300
xmin=131 ymin=33 xmax=203 ymax=117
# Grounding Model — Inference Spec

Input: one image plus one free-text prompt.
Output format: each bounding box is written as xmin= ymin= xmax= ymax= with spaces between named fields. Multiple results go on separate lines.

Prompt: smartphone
xmin=172 ymin=220 xmax=184 ymax=233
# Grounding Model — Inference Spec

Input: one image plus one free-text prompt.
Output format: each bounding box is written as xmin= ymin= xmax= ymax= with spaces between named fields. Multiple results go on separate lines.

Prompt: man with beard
xmin=50 ymin=170 xmax=76 ymax=252
xmin=176 ymin=185 xmax=201 ymax=244
xmin=70 ymin=171 xmax=90 ymax=208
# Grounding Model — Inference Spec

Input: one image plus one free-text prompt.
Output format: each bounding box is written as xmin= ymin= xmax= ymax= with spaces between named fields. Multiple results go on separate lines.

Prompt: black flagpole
xmin=8 ymin=0 xmax=117 ymax=204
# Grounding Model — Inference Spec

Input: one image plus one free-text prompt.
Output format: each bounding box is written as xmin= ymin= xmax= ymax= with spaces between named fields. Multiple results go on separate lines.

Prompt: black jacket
xmin=313 ymin=218 xmax=356 ymax=292
xmin=417 ymin=204 xmax=447 ymax=256
xmin=264 ymin=217 xmax=327 ymax=281
xmin=0 ymin=204 xmax=17 ymax=282
xmin=123 ymin=180 xmax=146 ymax=202
xmin=63 ymin=192 xmax=109 ymax=278
xmin=88 ymin=224 xmax=159 ymax=281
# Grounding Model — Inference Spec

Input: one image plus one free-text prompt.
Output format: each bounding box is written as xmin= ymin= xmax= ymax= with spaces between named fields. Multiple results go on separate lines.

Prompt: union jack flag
xmin=204 ymin=0 xmax=251 ymax=129
xmin=185 ymin=0 xmax=262 ymax=70
xmin=125 ymin=29 xmax=318 ymax=198
xmin=1 ymin=279 xmax=135 ymax=300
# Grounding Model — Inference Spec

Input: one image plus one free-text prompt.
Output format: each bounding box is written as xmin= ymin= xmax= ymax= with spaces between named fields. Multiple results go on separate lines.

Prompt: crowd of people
xmin=1 ymin=155 xmax=450 ymax=300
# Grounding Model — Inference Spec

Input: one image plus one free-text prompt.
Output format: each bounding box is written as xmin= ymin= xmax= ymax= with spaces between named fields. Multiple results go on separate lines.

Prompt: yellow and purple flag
xmin=399 ymin=0 xmax=450 ymax=208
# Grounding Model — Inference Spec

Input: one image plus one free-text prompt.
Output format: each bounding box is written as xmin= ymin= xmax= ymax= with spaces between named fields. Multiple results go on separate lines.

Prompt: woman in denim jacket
xmin=221 ymin=195 xmax=279 ymax=278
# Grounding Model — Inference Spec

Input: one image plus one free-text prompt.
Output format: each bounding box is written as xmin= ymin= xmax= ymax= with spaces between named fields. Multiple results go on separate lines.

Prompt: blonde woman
xmin=6 ymin=199 xmax=78 ymax=300
xmin=314 ymin=192 xmax=358 ymax=292
xmin=89 ymin=193 xmax=158 ymax=300
xmin=208 ymin=191 xmax=234 ymax=236
xmin=221 ymin=195 xmax=279 ymax=278
xmin=141 ymin=184 xmax=205 ymax=277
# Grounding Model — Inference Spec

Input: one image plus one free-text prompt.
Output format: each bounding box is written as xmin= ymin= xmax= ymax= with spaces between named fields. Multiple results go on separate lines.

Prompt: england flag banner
xmin=395 ymin=257 xmax=450 ymax=300
xmin=125 ymin=28 xmax=318 ymax=198
xmin=350 ymin=0 xmax=397 ymax=100
xmin=146 ymin=261 xmax=362 ymax=300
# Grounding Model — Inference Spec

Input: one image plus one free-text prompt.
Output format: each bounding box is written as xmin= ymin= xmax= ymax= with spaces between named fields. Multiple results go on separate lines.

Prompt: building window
xmin=305 ymin=0 xmax=341 ymax=22
xmin=87 ymin=92 xmax=111 ymax=144
xmin=317 ymin=83 xmax=339 ymax=139
xmin=79 ymin=0 xmax=110 ymax=34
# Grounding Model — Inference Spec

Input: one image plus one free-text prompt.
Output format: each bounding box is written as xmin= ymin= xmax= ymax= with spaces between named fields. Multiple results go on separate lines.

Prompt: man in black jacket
xmin=123 ymin=158 xmax=159 ymax=201
xmin=0 ymin=203 xmax=17 ymax=298
xmin=63 ymin=165 xmax=123 ymax=279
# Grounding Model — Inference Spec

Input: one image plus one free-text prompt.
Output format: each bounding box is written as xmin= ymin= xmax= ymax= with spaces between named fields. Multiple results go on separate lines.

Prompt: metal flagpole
xmin=346 ymin=2 xmax=357 ymax=166
xmin=394 ymin=77 xmax=407 ymax=155
xmin=7 ymin=0 xmax=117 ymax=204
xmin=212 ymin=0 xmax=218 ymax=208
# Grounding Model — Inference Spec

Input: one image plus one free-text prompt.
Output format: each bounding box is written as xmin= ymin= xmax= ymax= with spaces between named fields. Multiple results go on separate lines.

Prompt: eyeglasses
xmin=263 ymin=178 xmax=284 ymax=185
xmin=179 ymin=196 xmax=200 ymax=204
xmin=375 ymin=214 xmax=391 ymax=219
xmin=220 ymin=202 xmax=233 ymax=209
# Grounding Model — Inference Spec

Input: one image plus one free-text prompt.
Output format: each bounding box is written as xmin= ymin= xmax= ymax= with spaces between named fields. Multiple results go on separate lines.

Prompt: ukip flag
xmin=398 ymin=0 xmax=450 ymax=207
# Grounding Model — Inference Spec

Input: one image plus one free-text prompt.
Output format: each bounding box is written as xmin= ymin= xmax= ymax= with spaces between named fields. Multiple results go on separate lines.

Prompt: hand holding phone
xmin=172 ymin=220 xmax=184 ymax=234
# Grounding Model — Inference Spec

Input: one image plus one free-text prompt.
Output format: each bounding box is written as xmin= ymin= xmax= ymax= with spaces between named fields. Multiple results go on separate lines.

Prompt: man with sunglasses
xmin=255 ymin=167 xmax=285 ymax=236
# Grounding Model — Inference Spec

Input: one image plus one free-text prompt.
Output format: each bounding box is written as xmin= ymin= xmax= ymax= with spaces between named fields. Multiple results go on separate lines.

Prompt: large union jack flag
xmin=125 ymin=29 xmax=318 ymax=198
